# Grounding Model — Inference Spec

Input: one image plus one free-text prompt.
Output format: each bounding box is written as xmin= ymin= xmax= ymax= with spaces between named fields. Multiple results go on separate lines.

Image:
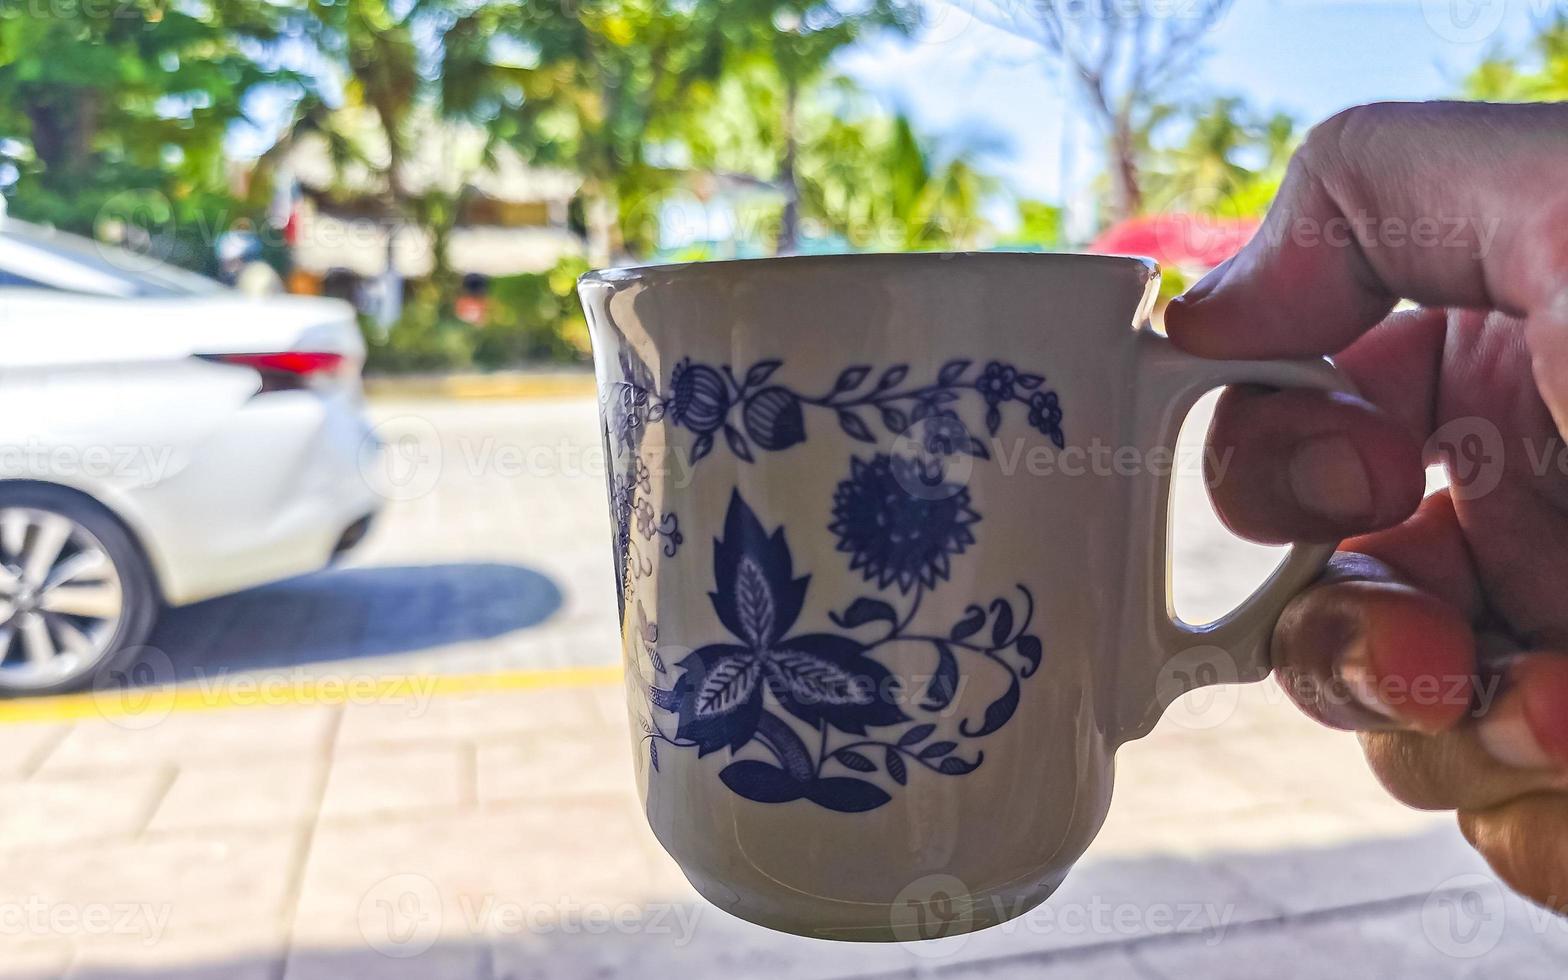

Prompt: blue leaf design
xmin=805 ymin=777 xmax=891 ymax=813
xmin=990 ymin=598 xmax=1015 ymax=647
xmin=745 ymin=359 xmax=783 ymax=387
xmin=877 ymin=365 xmax=909 ymax=390
xmin=709 ymin=492 xmax=808 ymax=646
xmin=834 ymin=365 xmax=871 ymax=391
xmin=937 ymin=755 xmax=982 ymax=775
xmin=918 ymin=741 xmax=957 ymax=760
xmin=950 ymin=605 xmax=986 ymax=642
xmin=1016 ymin=635 xmax=1043 ymax=677
xmin=937 ymin=359 xmax=970 ymax=385
xmin=833 ymin=749 xmax=877 ymax=773
xmin=960 ymin=676 xmax=1020 ymax=738
xmin=830 ymin=597 xmax=898 ymax=629
xmin=985 ymin=405 xmax=1002 ymax=435
xmin=693 ymin=653 xmax=760 ymax=718
xmin=725 ymin=425 xmax=755 ymax=462
xmin=838 ymin=410 xmax=876 ymax=443
xmin=763 ymin=649 xmax=869 ymax=707
xmin=966 ymin=436 xmax=991 ymax=460
xmin=880 ymin=406 xmax=909 ymax=433
xmin=921 ymin=642 xmax=959 ymax=711
xmin=735 ymin=558 xmax=776 ymax=647
xmin=897 ymin=723 xmax=935 ymax=747
xmin=690 ymin=432 xmax=714 ymax=464
xmin=720 ymin=761 xmax=807 ymax=803
xmin=649 ymin=686 xmax=682 ymax=711
xmin=885 ymin=748 xmax=907 ymax=785
xmin=1017 ymin=373 xmax=1045 ymax=389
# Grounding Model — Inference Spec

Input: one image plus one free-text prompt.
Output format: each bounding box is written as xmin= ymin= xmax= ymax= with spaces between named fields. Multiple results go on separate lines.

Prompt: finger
xmin=1460 ymin=794 xmax=1568 ymax=913
xmin=1360 ymin=654 xmax=1568 ymax=812
xmin=1272 ymin=556 xmax=1476 ymax=735
xmin=1271 ymin=492 xmax=1482 ymax=734
xmin=1206 ymin=387 xmax=1423 ymax=542
xmin=1202 ymin=305 xmax=1441 ymax=542
xmin=1166 ymin=101 xmax=1568 ymax=361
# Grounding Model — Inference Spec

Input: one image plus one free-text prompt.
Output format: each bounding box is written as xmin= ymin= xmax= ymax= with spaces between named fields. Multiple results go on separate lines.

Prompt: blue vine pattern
xmin=621 ymin=356 xmax=1064 ymax=466
xmin=610 ymin=454 xmax=683 ymax=594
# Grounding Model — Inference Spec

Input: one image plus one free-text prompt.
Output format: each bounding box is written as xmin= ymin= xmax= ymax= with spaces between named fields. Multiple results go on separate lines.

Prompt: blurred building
xmin=272 ymin=110 xmax=584 ymax=320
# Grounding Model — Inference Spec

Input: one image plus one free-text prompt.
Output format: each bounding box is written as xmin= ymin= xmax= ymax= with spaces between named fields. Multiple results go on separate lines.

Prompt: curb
xmin=365 ymin=371 xmax=597 ymax=401
xmin=0 ymin=665 xmax=623 ymax=725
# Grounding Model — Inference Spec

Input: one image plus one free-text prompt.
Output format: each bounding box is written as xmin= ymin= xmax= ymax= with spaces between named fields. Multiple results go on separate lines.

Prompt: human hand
xmin=1163 ymin=100 xmax=1568 ymax=911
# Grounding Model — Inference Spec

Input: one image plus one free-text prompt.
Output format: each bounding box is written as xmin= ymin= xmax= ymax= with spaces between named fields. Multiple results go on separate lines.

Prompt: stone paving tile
xmin=1125 ymin=891 xmax=1563 ymax=980
xmin=0 ymin=770 xmax=170 ymax=850
xmin=0 ymin=940 xmax=75 ymax=980
xmin=318 ymin=745 xmax=471 ymax=821
xmin=38 ymin=705 xmax=338 ymax=774
xmin=0 ymin=723 xmax=66 ymax=779
xmin=67 ymin=922 xmax=287 ymax=980
xmin=1207 ymin=823 xmax=1492 ymax=917
xmin=0 ymin=830 xmax=299 ymax=979
xmin=293 ymin=797 xmax=664 ymax=957
xmin=146 ymin=759 xmax=327 ymax=834
xmin=475 ymin=729 xmax=635 ymax=805
xmin=335 ymin=686 xmax=620 ymax=749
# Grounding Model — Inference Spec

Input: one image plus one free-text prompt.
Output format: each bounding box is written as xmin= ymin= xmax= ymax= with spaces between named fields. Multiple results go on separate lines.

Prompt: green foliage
xmin=1463 ymin=18 xmax=1568 ymax=101
xmin=365 ymin=257 xmax=591 ymax=373
xmin=0 ymin=0 xmax=291 ymax=249
xmin=1142 ymin=96 xmax=1297 ymax=220
xmin=1001 ymin=200 xmax=1064 ymax=249
xmin=473 ymin=258 xmax=593 ymax=366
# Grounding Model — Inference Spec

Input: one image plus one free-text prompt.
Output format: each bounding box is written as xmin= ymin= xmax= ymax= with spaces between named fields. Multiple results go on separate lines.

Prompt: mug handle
xmin=1115 ymin=330 xmax=1358 ymax=742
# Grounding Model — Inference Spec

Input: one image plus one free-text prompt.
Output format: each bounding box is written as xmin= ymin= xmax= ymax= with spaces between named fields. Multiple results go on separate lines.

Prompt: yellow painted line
xmin=0 ymin=664 xmax=623 ymax=725
xmin=365 ymin=373 xmax=597 ymax=402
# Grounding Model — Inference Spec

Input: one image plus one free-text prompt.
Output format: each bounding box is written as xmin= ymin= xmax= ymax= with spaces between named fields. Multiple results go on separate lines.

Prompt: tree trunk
xmin=1108 ymin=121 xmax=1142 ymax=223
xmin=775 ymin=80 xmax=801 ymax=256
xmin=585 ymin=190 xmax=622 ymax=269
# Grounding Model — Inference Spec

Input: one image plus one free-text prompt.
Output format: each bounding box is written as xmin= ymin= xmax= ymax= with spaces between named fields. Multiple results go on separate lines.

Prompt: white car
xmin=0 ymin=217 xmax=383 ymax=694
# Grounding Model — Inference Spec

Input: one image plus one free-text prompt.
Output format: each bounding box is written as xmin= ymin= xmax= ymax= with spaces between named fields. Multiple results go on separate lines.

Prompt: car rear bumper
xmin=138 ymin=391 xmax=385 ymax=606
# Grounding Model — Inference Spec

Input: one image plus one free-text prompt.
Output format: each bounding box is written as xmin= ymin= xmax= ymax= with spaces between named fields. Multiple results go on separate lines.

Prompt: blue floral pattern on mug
xmin=616 ymin=356 xmax=1065 ymax=465
xmin=611 ymin=354 xmax=1062 ymax=813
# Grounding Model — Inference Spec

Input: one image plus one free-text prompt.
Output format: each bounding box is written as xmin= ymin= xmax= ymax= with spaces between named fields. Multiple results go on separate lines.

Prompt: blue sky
xmin=839 ymin=0 xmax=1551 ymax=202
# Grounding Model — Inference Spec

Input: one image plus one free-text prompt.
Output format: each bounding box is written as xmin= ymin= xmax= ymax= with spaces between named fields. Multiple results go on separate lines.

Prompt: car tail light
xmin=200 ymin=352 xmax=348 ymax=393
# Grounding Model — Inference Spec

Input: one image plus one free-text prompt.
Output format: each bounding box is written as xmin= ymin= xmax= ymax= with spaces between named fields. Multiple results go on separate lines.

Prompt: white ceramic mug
xmin=579 ymin=252 xmax=1349 ymax=941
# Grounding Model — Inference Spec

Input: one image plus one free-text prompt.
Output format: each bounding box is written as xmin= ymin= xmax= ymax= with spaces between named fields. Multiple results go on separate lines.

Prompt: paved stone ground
xmin=0 ymin=395 xmax=1561 ymax=979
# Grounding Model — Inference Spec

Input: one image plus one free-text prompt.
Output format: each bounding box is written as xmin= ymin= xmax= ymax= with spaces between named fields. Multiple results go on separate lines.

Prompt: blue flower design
xmin=672 ymin=493 xmax=908 ymax=760
xmin=975 ymin=361 xmax=1017 ymax=406
xmin=829 ymin=454 xmax=980 ymax=595
xmin=1028 ymin=390 xmax=1065 ymax=449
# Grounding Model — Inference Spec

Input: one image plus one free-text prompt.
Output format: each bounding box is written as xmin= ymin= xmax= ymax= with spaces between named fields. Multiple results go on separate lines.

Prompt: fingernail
xmin=1173 ymin=259 xmax=1230 ymax=309
xmin=1477 ymin=692 xmax=1556 ymax=770
xmin=1339 ymin=654 xmax=1397 ymax=721
xmin=1289 ymin=434 xmax=1374 ymax=521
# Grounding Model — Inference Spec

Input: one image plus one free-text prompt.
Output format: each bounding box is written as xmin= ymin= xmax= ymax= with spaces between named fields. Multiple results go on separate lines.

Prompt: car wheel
xmin=0 ymin=486 xmax=159 ymax=696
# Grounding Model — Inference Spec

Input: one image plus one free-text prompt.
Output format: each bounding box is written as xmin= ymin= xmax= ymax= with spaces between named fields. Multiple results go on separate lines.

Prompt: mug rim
xmin=578 ymin=249 xmax=1159 ymax=291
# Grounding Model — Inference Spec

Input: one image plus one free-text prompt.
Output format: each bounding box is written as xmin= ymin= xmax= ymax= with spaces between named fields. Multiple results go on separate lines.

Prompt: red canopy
xmin=1088 ymin=215 xmax=1259 ymax=270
